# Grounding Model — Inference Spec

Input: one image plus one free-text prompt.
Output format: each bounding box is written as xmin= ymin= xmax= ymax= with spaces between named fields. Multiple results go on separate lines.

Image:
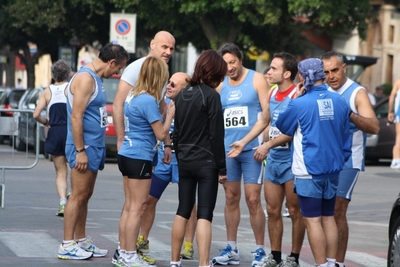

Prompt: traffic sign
xmin=110 ymin=13 xmax=136 ymax=53
xmin=115 ymin=19 xmax=131 ymax=35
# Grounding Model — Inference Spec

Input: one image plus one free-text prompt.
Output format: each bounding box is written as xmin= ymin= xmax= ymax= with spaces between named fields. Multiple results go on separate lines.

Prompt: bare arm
xmin=113 ymin=80 xmax=133 ymax=150
xmin=253 ymin=134 xmax=292 ymax=162
xmin=352 ymin=88 xmax=379 ymax=134
xmin=151 ymin=101 xmax=175 ymax=141
xmin=33 ymin=88 xmax=50 ymax=126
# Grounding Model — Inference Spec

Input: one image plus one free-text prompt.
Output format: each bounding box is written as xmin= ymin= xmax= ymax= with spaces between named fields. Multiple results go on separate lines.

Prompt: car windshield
xmin=103 ymin=78 xmax=119 ymax=104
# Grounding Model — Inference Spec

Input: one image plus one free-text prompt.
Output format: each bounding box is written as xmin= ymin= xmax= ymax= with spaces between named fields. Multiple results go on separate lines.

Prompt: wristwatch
xmin=76 ymin=148 xmax=85 ymax=153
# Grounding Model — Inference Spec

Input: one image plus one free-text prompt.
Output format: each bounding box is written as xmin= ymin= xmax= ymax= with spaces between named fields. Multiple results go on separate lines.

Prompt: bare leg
xmin=185 ymin=205 xmax=197 ymax=242
xmin=223 ymin=181 xmax=241 ymax=242
xmin=171 ymin=215 xmax=188 ymax=261
xmin=124 ymin=178 xmax=151 ymax=251
xmin=244 ymin=183 xmax=265 ymax=245
xmin=119 ymin=176 xmax=129 ymax=249
xmin=322 ymin=216 xmax=338 ymax=259
xmin=53 ymin=155 xmax=68 ymax=200
xmin=140 ymin=195 xmax=159 ymax=239
xmin=284 ymin=180 xmax=305 ymax=253
xmin=63 ymin=169 xmax=97 ymax=240
xmin=197 ymin=218 xmax=212 ymax=266
xmin=303 ymin=217 xmax=326 ymax=265
xmin=334 ymin=197 xmax=350 ymax=263
xmin=264 ymin=181 xmax=285 ymax=251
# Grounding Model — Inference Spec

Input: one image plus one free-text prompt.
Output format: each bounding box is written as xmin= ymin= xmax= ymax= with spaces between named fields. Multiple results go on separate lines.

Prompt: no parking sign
xmin=110 ymin=13 xmax=137 ymax=53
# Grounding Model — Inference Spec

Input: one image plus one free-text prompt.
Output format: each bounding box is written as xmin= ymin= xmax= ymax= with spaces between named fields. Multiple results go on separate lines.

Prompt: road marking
xmin=0 ymin=231 xmax=387 ymax=266
xmin=0 ymin=232 xmax=59 ymax=257
xmin=345 ymin=251 xmax=386 ymax=267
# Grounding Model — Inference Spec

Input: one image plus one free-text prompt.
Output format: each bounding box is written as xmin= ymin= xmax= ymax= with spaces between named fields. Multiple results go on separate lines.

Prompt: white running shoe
xmin=79 ymin=236 xmax=108 ymax=257
xmin=57 ymin=241 xmax=93 ymax=260
xmin=212 ymin=244 xmax=240 ymax=265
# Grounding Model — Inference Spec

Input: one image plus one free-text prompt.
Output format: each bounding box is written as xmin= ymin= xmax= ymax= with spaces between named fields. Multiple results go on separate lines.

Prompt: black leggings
xmin=177 ymin=168 xmax=219 ymax=222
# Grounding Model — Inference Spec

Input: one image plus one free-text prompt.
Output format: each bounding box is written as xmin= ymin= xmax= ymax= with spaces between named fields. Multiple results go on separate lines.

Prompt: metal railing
xmin=0 ymin=109 xmax=41 ymax=208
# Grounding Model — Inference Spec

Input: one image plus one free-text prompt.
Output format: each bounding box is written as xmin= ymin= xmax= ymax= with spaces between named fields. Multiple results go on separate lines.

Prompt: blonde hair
xmin=131 ymin=57 xmax=169 ymax=101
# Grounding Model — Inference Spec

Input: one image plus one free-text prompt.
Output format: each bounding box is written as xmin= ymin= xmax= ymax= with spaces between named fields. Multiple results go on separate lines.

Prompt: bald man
xmin=113 ymin=30 xmax=176 ymax=151
xmin=112 ymin=31 xmax=175 ymax=265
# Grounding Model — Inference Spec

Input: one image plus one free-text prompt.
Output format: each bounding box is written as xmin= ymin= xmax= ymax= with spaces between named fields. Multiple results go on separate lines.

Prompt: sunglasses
xmin=167 ymin=80 xmax=176 ymax=88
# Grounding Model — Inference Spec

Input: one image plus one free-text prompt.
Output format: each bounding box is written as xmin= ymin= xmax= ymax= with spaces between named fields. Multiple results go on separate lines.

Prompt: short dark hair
xmin=273 ymin=52 xmax=298 ymax=81
xmin=320 ymin=51 xmax=345 ymax=65
xmin=189 ymin=50 xmax=227 ymax=88
xmin=98 ymin=42 xmax=129 ymax=65
xmin=51 ymin=60 xmax=71 ymax=82
xmin=217 ymin=43 xmax=243 ymax=61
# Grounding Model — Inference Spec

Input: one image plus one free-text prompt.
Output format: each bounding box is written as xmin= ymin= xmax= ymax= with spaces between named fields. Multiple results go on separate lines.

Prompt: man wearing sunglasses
xmin=136 ymin=72 xmax=198 ymax=262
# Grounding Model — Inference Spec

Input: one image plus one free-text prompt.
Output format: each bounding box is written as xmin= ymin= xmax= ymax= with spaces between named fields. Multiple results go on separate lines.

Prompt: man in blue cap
xmin=275 ymin=58 xmax=352 ymax=267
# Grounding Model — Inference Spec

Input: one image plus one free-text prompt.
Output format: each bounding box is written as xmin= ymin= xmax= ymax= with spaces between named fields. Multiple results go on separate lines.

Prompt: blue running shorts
xmin=66 ymin=144 xmax=105 ymax=172
xmin=226 ymin=150 xmax=263 ymax=184
xmin=265 ymin=157 xmax=294 ymax=185
xmin=336 ymin=168 xmax=359 ymax=200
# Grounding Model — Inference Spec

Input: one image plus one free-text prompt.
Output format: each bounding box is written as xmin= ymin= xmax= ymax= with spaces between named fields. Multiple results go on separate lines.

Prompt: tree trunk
xmin=197 ymin=16 xmax=242 ymax=49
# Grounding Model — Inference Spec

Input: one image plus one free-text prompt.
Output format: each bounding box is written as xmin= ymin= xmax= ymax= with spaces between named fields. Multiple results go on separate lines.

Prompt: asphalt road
xmin=0 ymin=144 xmax=397 ymax=267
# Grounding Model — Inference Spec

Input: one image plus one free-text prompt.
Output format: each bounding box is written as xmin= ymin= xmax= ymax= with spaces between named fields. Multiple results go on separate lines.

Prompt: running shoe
xmin=57 ymin=241 xmax=93 ymax=260
xmin=282 ymin=208 xmax=290 ymax=217
xmin=138 ymin=250 xmax=156 ymax=265
xmin=212 ymin=244 xmax=240 ymax=265
xmin=56 ymin=203 xmax=65 ymax=216
xmin=79 ymin=236 xmax=108 ymax=257
xmin=170 ymin=263 xmax=181 ymax=267
xmin=280 ymin=256 xmax=298 ymax=267
xmin=137 ymin=235 xmax=150 ymax=254
xmin=251 ymin=248 xmax=266 ymax=267
xmin=256 ymin=253 xmax=279 ymax=267
xmin=180 ymin=241 xmax=194 ymax=260
xmin=124 ymin=253 xmax=151 ymax=267
xmin=112 ymin=248 xmax=120 ymax=264
xmin=390 ymin=161 xmax=400 ymax=170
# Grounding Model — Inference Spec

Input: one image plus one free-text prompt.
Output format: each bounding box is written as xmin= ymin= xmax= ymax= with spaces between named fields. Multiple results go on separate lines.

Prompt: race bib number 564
xmin=224 ymin=106 xmax=249 ymax=128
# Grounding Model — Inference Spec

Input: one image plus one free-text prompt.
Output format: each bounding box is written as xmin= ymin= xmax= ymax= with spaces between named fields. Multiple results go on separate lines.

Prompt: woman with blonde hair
xmin=116 ymin=56 xmax=175 ymax=267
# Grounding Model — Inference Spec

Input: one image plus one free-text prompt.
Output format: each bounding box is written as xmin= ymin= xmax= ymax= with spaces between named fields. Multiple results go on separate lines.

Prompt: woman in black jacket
xmin=170 ymin=50 xmax=227 ymax=267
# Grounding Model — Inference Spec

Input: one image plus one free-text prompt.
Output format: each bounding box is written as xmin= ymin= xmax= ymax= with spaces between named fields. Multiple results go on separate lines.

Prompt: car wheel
xmin=14 ymin=136 xmax=25 ymax=151
xmin=387 ymin=216 xmax=400 ymax=266
xmin=0 ymin=135 xmax=4 ymax=145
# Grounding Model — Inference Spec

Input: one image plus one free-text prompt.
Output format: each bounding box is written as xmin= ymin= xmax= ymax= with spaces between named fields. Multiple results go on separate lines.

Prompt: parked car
xmin=365 ymin=97 xmax=395 ymax=161
xmin=14 ymin=87 xmax=46 ymax=154
xmin=103 ymin=74 xmax=120 ymax=157
xmin=0 ymin=88 xmax=26 ymax=144
xmin=387 ymin=192 xmax=400 ymax=267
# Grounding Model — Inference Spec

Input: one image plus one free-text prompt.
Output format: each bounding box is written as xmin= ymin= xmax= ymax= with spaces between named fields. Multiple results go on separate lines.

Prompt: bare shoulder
xmin=253 ymin=71 xmax=269 ymax=93
xmin=216 ymin=81 xmax=223 ymax=93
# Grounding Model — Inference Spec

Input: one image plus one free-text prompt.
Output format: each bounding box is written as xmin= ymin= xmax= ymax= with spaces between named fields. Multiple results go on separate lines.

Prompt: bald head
xmin=149 ymin=31 xmax=175 ymax=63
xmin=166 ymin=72 xmax=190 ymax=100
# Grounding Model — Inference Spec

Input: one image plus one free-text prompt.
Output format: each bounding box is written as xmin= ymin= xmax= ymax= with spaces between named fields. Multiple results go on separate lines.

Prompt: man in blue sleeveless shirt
xmin=212 ymin=43 xmax=270 ymax=267
xmin=58 ymin=43 xmax=129 ymax=260
xmin=321 ymin=51 xmax=379 ymax=267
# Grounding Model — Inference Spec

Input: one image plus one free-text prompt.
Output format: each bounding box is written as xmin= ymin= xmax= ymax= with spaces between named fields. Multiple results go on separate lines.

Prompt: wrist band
xmin=76 ymin=148 xmax=85 ymax=153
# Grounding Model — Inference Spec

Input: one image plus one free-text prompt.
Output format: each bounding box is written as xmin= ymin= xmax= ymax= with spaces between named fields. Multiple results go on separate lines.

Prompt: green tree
xmin=0 ymin=0 xmax=117 ymax=88
xmin=111 ymin=0 xmax=374 ymax=54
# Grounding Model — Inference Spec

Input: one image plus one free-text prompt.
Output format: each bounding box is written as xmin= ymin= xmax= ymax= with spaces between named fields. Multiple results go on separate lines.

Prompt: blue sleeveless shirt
xmin=220 ymin=70 xmax=262 ymax=151
xmin=66 ymin=67 xmax=107 ymax=147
